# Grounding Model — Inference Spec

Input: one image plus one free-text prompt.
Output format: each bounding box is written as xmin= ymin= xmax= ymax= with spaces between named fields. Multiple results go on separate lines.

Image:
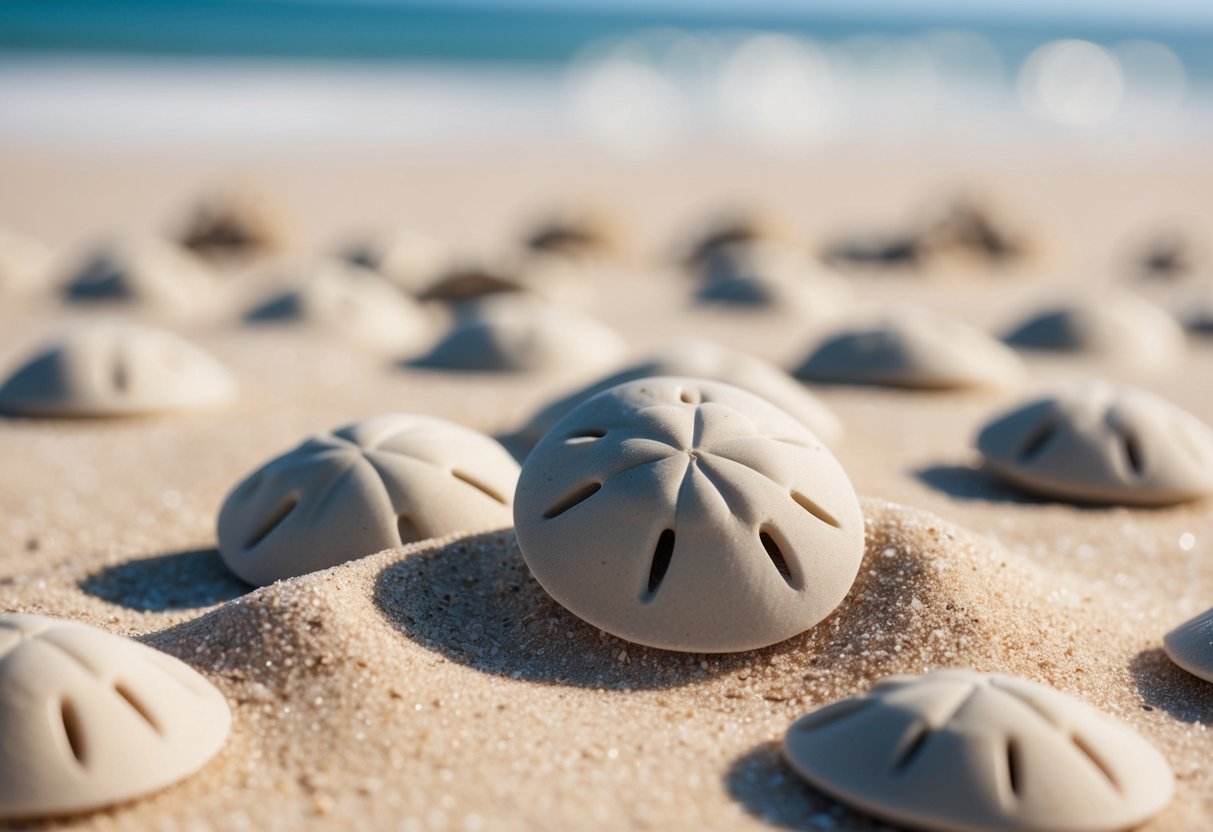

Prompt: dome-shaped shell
xmin=514 ymin=338 xmax=842 ymax=450
xmin=0 ymin=613 xmax=231 ymax=820
xmin=62 ymin=237 xmax=219 ymax=319
xmin=1003 ymin=293 xmax=1184 ymax=368
xmin=246 ymin=259 xmax=429 ymax=351
xmin=694 ymin=242 xmax=849 ymax=316
xmin=218 ymin=413 xmax=520 ymax=585
xmin=0 ymin=323 xmax=237 ymax=418
xmin=976 ymin=382 xmax=1213 ymax=506
xmin=795 ymin=308 xmax=1025 ymax=390
xmin=513 ymin=376 xmax=864 ymax=653
xmin=414 ymin=300 xmax=625 ymax=372
xmin=783 ymin=668 xmax=1174 ymax=832
xmin=1164 ymin=607 xmax=1213 ymax=683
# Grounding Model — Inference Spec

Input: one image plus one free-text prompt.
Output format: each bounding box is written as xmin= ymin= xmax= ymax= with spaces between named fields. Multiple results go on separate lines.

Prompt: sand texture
xmin=0 ymin=145 xmax=1212 ymax=830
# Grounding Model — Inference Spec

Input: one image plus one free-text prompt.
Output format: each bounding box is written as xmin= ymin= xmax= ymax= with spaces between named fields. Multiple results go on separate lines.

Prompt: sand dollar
xmin=1003 ymin=292 xmax=1184 ymax=368
xmin=218 ymin=413 xmax=520 ymax=585
xmin=0 ymin=323 xmax=237 ymax=418
xmin=694 ymin=243 xmax=850 ymax=316
xmin=1164 ymin=608 xmax=1213 ymax=683
xmin=513 ymin=338 xmax=842 ymax=450
xmin=62 ymin=237 xmax=219 ymax=319
xmin=794 ymin=308 xmax=1025 ymax=390
xmin=513 ymin=376 xmax=864 ymax=653
xmin=414 ymin=299 xmax=625 ymax=372
xmin=783 ymin=668 xmax=1174 ymax=832
xmin=341 ymin=229 xmax=448 ymax=295
xmin=977 ymin=382 xmax=1213 ymax=506
xmin=0 ymin=613 xmax=230 ymax=820
xmin=246 ymin=259 xmax=429 ymax=351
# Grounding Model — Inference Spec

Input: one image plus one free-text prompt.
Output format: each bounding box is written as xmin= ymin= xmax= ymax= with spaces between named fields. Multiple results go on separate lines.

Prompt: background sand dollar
xmin=513 ymin=376 xmax=864 ymax=653
xmin=783 ymin=668 xmax=1174 ymax=832
xmin=0 ymin=613 xmax=230 ymax=820
xmin=218 ymin=413 xmax=520 ymax=585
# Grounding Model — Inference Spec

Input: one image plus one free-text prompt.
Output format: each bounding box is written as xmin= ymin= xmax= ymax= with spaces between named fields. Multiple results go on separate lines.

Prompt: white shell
xmin=246 ymin=259 xmax=429 ymax=351
xmin=784 ymin=668 xmax=1174 ymax=832
xmin=217 ymin=413 xmax=520 ymax=585
xmin=514 ymin=338 xmax=842 ymax=450
xmin=1003 ymin=292 xmax=1184 ymax=368
xmin=0 ymin=323 xmax=237 ymax=418
xmin=977 ymin=382 xmax=1213 ymax=505
xmin=1164 ymin=608 xmax=1213 ymax=683
xmin=0 ymin=613 xmax=231 ymax=820
xmin=415 ymin=299 xmax=625 ymax=372
xmin=0 ymin=227 xmax=52 ymax=296
xmin=795 ymin=308 xmax=1025 ymax=390
xmin=62 ymin=237 xmax=219 ymax=319
xmin=694 ymin=242 xmax=849 ymax=316
xmin=513 ymin=377 xmax=864 ymax=653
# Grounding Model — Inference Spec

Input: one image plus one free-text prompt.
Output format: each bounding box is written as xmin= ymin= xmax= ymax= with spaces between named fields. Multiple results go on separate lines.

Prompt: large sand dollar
xmin=1164 ymin=607 xmax=1213 ymax=684
xmin=0 ymin=613 xmax=230 ymax=820
xmin=977 ymin=382 xmax=1213 ymax=505
xmin=0 ymin=323 xmax=237 ymax=417
xmin=783 ymin=668 xmax=1174 ymax=832
xmin=218 ymin=413 xmax=520 ymax=585
xmin=795 ymin=308 xmax=1025 ymax=390
xmin=1003 ymin=292 xmax=1184 ymax=368
xmin=513 ymin=376 xmax=864 ymax=653
xmin=513 ymin=338 xmax=842 ymax=450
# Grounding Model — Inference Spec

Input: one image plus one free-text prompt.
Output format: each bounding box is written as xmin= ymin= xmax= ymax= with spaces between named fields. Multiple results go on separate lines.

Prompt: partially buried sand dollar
xmin=783 ymin=668 xmax=1174 ymax=832
xmin=794 ymin=307 xmax=1025 ymax=390
xmin=694 ymin=241 xmax=850 ymax=317
xmin=62 ymin=236 xmax=219 ymax=319
xmin=414 ymin=298 xmax=625 ymax=372
xmin=513 ymin=377 xmax=864 ymax=653
xmin=513 ymin=338 xmax=842 ymax=450
xmin=977 ymin=382 xmax=1213 ymax=505
xmin=1164 ymin=608 xmax=1213 ymax=684
xmin=0 ymin=323 xmax=237 ymax=417
xmin=245 ymin=258 xmax=430 ymax=351
xmin=1003 ymin=292 xmax=1184 ymax=368
xmin=0 ymin=613 xmax=230 ymax=820
xmin=218 ymin=413 xmax=520 ymax=585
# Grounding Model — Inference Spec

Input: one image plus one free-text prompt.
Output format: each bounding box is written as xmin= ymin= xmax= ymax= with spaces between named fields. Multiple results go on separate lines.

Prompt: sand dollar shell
xmin=1164 ymin=608 xmax=1213 ymax=683
xmin=783 ymin=668 xmax=1173 ymax=832
xmin=341 ymin=229 xmax=449 ymax=295
xmin=794 ymin=308 xmax=1025 ymax=390
xmin=694 ymin=242 xmax=850 ymax=316
xmin=0 ymin=613 xmax=230 ymax=820
xmin=218 ymin=413 xmax=520 ymax=585
xmin=1003 ymin=292 xmax=1184 ymax=368
xmin=977 ymin=382 xmax=1213 ymax=505
xmin=62 ymin=237 xmax=219 ymax=319
xmin=513 ymin=376 xmax=864 ymax=652
xmin=514 ymin=338 xmax=842 ymax=450
xmin=415 ymin=299 xmax=625 ymax=372
xmin=246 ymin=259 xmax=429 ymax=351
xmin=0 ymin=323 xmax=237 ymax=418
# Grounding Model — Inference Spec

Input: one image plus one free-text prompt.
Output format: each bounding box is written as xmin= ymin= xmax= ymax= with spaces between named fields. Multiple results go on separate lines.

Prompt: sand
xmin=1 ymin=142 xmax=1212 ymax=830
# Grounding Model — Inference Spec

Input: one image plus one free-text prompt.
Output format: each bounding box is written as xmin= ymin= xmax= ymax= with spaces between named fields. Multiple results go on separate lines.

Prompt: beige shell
xmin=218 ymin=413 xmax=520 ymax=585
xmin=62 ymin=237 xmax=219 ymax=319
xmin=0 ymin=323 xmax=237 ymax=418
xmin=0 ymin=226 xmax=52 ymax=296
xmin=694 ymin=242 xmax=850 ymax=316
xmin=513 ymin=338 xmax=843 ymax=450
xmin=246 ymin=259 xmax=429 ymax=351
xmin=976 ymin=382 xmax=1213 ymax=505
xmin=1003 ymin=292 xmax=1184 ymax=368
xmin=1164 ymin=608 xmax=1213 ymax=683
xmin=0 ymin=613 xmax=231 ymax=820
xmin=341 ymin=229 xmax=449 ymax=295
xmin=794 ymin=308 xmax=1025 ymax=390
xmin=783 ymin=668 xmax=1174 ymax=832
xmin=415 ymin=299 xmax=625 ymax=372
xmin=513 ymin=377 xmax=864 ymax=653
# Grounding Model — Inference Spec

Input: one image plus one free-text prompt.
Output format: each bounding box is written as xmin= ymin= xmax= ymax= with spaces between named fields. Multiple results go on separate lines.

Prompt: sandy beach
xmin=1 ymin=143 xmax=1212 ymax=830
